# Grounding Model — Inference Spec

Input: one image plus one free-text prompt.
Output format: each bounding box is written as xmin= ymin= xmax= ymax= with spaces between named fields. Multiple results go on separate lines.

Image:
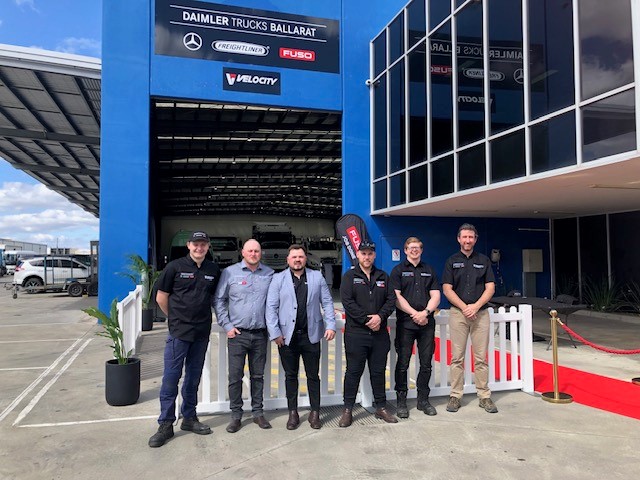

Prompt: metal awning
xmin=0 ymin=44 xmax=101 ymax=216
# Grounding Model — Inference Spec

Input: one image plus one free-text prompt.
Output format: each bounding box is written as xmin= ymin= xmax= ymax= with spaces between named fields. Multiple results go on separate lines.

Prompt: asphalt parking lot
xmin=0 ymin=275 xmax=638 ymax=480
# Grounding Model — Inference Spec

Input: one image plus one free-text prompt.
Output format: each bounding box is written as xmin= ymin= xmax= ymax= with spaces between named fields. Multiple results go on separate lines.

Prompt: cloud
xmin=55 ymin=37 xmax=101 ymax=57
xmin=0 ymin=182 xmax=76 ymax=212
xmin=0 ymin=19 xmax=4 ymax=27
xmin=14 ymin=0 xmax=39 ymax=12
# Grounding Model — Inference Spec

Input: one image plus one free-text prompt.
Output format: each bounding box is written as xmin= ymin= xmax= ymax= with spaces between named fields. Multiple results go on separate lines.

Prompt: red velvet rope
xmin=559 ymin=323 xmax=640 ymax=355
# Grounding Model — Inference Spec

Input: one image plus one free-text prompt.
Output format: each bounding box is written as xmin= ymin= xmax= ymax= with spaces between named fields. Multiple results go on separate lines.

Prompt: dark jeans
xmin=394 ymin=323 xmax=436 ymax=396
xmin=279 ymin=331 xmax=321 ymax=411
xmin=343 ymin=331 xmax=390 ymax=409
xmin=227 ymin=329 xmax=268 ymax=419
xmin=158 ymin=335 xmax=209 ymax=423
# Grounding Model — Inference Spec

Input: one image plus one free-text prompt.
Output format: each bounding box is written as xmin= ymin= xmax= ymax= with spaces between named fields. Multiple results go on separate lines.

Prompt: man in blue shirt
xmin=214 ymin=239 xmax=274 ymax=433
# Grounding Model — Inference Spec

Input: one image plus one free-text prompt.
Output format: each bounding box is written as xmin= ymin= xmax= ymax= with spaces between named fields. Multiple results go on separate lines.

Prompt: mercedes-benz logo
xmin=183 ymin=32 xmax=203 ymax=51
xmin=513 ymin=68 xmax=524 ymax=84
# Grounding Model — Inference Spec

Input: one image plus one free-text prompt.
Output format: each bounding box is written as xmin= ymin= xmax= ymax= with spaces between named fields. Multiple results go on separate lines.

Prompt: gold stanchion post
xmin=542 ymin=310 xmax=573 ymax=404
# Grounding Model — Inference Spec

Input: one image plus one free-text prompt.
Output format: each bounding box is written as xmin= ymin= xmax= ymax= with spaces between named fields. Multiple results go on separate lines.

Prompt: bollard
xmin=541 ymin=310 xmax=573 ymax=404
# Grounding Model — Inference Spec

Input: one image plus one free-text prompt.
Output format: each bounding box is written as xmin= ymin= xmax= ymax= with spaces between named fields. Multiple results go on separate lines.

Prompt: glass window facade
xmin=370 ymin=0 xmax=636 ymax=213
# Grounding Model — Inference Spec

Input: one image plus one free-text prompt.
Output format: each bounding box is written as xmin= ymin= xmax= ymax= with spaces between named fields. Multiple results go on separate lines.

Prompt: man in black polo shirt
xmin=390 ymin=236 xmax=441 ymax=418
xmin=442 ymin=223 xmax=497 ymax=414
xmin=148 ymin=231 xmax=220 ymax=447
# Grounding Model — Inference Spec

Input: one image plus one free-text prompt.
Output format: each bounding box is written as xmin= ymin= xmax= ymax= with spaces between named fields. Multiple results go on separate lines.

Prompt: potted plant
xmin=83 ymin=299 xmax=141 ymax=406
xmin=120 ymin=254 xmax=161 ymax=331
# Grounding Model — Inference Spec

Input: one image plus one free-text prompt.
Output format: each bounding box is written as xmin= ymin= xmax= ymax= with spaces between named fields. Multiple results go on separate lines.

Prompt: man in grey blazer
xmin=266 ymin=244 xmax=336 ymax=429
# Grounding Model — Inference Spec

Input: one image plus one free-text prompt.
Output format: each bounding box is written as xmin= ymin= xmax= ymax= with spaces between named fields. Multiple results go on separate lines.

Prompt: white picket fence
xmin=196 ymin=304 xmax=534 ymax=414
xmin=116 ymin=285 xmax=143 ymax=355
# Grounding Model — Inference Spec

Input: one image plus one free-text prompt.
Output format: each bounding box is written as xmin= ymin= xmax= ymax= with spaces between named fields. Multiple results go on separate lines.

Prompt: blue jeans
xmin=158 ymin=335 xmax=209 ymax=423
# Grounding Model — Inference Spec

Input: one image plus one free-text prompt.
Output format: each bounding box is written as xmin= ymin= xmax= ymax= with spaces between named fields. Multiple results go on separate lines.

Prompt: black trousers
xmin=227 ymin=329 xmax=268 ymax=419
xmin=278 ymin=331 xmax=321 ymax=411
xmin=394 ymin=322 xmax=436 ymax=396
xmin=343 ymin=331 xmax=390 ymax=409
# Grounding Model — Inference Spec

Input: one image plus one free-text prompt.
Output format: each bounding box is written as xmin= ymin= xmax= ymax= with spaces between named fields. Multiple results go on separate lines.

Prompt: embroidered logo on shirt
xmin=180 ymin=272 xmax=195 ymax=279
xmin=453 ymin=262 xmax=465 ymax=268
xmin=376 ymin=281 xmax=386 ymax=288
xmin=402 ymin=271 xmax=414 ymax=277
xmin=473 ymin=263 xmax=485 ymax=269
xmin=204 ymin=275 xmax=215 ymax=281
xmin=353 ymin=278 xmax=366 ymax=285
xmin=239 ymin=280 xmax=248 ymax=285
xmin=420 ymin=273 xmax=432 ymax=277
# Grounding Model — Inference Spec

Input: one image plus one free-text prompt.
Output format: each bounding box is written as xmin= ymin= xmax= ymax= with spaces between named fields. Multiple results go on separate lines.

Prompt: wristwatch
xmin=425 ymin=309 xmax=432 ymax=316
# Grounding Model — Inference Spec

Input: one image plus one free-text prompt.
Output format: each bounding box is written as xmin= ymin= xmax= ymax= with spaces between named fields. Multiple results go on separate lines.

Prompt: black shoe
xmin=417 ymin=395 xmax=437 ymax=416
xmin=181 ymin=417 xmax=212 ymax=435
xmin=148 ymin=422 xmax=174 ymax=448
xmin=253 ymin=416 xmax=272 ymax=429
xmin=396 ymin=391 xmax=409 ymax=418
xmin=226 ymin=418 xmax=242 ymax=433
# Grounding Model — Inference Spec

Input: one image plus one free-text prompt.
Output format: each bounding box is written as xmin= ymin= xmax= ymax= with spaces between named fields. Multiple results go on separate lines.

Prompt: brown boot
xmin=286 ymin=410 xmax=300 ymax=430
xmin=374 ymin=407 xmax=398 ymax=424
xmin=308 ymin=410 xmax=322 ymax=429
xmin=338 ymin=408 xmax=353 ymax=428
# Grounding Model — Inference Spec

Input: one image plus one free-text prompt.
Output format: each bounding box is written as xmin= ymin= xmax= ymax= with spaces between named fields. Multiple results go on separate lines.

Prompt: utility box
xmin=522 ymin=249 xmax=543 ymax=273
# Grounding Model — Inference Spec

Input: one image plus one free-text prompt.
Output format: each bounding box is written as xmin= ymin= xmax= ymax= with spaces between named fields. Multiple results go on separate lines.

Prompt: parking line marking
xmin=0 ymin=338 xmax=82 ymax=424
xmin=13 ymin=338 xmax=92 ymax=426
xmin=0 ymin=367 xmax=48 ymax=371
xmin=0 ymin=339 xmax=80 ymax=344
xmin=18 ymin=415 xmax=157 ymax=428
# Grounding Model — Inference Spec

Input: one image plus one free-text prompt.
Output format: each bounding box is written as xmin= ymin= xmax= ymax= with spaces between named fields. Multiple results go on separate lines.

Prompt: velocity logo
xmin=222 ymin=67 xmax=281 ymax=95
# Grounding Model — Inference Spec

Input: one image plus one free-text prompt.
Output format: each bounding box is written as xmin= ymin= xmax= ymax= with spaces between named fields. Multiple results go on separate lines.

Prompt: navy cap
xmin=189 ymin=231 xmax=210 ymax=242
xmin=359 ymin=241 xmax=376 ymax=251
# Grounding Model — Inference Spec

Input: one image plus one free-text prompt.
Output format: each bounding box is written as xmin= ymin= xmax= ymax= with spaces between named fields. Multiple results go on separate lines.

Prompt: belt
xmin=237 ymin=328 xmax=266 ymax=333
xmin=294 ymin=329 xmax=307 ymax=335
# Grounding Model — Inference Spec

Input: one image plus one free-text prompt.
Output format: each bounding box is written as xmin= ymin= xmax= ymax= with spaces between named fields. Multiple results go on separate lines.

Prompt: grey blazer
xmin=266 ymin=268 xmax=336 ymax=345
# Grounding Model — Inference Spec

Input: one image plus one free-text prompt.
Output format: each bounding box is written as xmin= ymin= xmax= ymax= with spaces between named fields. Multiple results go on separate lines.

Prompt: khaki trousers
xmin=448 ymin=308 xmax=491 ymax=399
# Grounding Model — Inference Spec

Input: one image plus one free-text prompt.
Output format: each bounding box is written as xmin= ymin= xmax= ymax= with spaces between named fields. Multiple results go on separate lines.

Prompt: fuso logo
xmin=279 ymin=47 xmax=316 ymax=62
xmin=346 ymin=226 xmax=361 ymax=249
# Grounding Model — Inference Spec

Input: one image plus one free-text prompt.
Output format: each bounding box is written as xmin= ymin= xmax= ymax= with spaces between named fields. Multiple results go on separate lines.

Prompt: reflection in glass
xmin=389 ymin=13 xmax=404 ymax=65
xmin=389 ymin=63 xmax=405 ymax=173
xmin=580 ymin=0 xmax=633 ymax=100
xmin=409 ymin=43 xmax=427 ymax=166
xmin=529 ymin=0 xmax=575 ymax=119
xmin=390 ymin=172 xmax=406 ymax=206
xmin=432 ymin=155 xmax=454 ymax=197
xmin=374 ymin=180 xmax=387 ymax=210
xmin=488 ymin=0 xmax=524 ymax=134
xmin=373 ymin=75 xmax=387 ymax=179
xmin=429 ymin=0 xmax=450 ymax=31
xmin=582 ymin=89 xmax=636 ymax=162
xmin=430 ymin=22 xmax=453 ymax=156
xmin=458 ymin=144 xmax=486 ymax=191
xmin=491 ymin=130 xmax=525 ymax=183
xmin=456 ymin=2 xmax=484 ymax=147
xmin=407 ymin=0 xmax=426 ymax=49
xmin=373 ymin=32 xmax=387 ymax=78
xmin=530 ymin=111 xmax=576 ymax=173
xmin=409 ymin=164 xmax=428 ymax=202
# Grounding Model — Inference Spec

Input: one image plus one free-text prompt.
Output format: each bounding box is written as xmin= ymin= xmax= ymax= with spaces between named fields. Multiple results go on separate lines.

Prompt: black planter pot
xmin=105 ymin=358 xmax=140 ymax=406
xmin=142 ymin=308 xmax=154 ymax=331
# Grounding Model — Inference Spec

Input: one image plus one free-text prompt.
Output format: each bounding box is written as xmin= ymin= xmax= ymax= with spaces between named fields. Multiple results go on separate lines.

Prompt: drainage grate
xmin=320 ymin=403 xmax=410 ymax=428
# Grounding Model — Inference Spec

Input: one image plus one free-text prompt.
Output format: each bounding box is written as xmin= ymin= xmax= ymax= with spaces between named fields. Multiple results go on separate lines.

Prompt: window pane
xmin=374 ymin=75 xmax=387 ymax=179
xmin=429 ymin=0 xmax=450 ymax=31
xmin=407 ymin=0 xmax=426 ymax=49
xmin=409 ymin=164 xmax=428 ymax=202
xmin=582 ymin=89 xmax=636 ymax=162
xmin=531 ymin=111 xmax=576 ymax=174
xmin=430 ymin=22 xmax=454 ymax=156
xmin=432 ymin=155 xmax=454 ymax=197
xmin=579 ymin=215 xmax=608 ymax=282
xmin=390 ymin=62 xmax=406 ymax=173
xmin=491 ymin=130 xmax=525 ymax=183
xmin=458 ymin=144 xmax=486 ymax=191
xmin=580 ymin=0 xmax=633 ymax=100
xmin=389 ymin=13 xmax=404 ymax=64
xmin=374 ymin=180 xmax=387 ymax=210
xmin=529 ymin=0 xmax=575 ymax=119
xmin=488 ymin=0 xmax=524 ymax=134
xmin=408 ymin=43 xmax=427 ymax=166
xmin=373 ymin=32 xmax=387 ymax=77
xmin=456 ymin=1 xmax=484 ymax=147
xmin=390 ymin=172 xmax=406 ymax=206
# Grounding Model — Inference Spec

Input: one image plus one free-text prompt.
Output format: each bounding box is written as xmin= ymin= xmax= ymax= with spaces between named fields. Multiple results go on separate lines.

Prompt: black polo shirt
xmin=291 ymin=269 xmax=308 ymax=332
xmin=156 ymin=254 xmax=221 ymax=342
xmin=390 ymin=260 xmax=440 ymax=329
xmin=441 ymin=250 xmax=495 ymax=306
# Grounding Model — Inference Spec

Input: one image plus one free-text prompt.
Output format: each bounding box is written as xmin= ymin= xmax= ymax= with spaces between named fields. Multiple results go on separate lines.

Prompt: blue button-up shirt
xmin=213 ymin=260 xmax=274 ymax=332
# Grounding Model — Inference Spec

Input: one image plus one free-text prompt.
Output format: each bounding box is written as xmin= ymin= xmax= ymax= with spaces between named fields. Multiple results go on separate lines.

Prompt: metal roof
xmin=0 ymin=44 xmax=101 ymax=216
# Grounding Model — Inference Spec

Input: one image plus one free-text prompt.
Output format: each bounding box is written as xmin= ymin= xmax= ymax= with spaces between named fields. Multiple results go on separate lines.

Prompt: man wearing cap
xmin=149 ymin=231 xmax=221 ymax=448
xmin=214 ymin=239 xmax=274 ymax=433
xmin=390 ymin=236 xmax=441 ymax=418
xmin=338 ymin=240 xmax=398 ymax=427
xmin=266 ymin=244 xmax=336 ymax=430
xmin=442 ymin=223 xmax=497 ymax=414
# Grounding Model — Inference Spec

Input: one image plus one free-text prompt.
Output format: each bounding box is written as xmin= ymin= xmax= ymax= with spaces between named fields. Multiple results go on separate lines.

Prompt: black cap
xmin=359 ymin=241 xmax=376 ymax=251
xmin=189 ymin=231 xmax=210 ymax=242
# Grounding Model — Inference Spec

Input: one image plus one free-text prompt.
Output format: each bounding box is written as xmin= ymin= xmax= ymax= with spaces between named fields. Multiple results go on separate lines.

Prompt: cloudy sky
xmin=0 ymin=0 xmax=102 ymax=251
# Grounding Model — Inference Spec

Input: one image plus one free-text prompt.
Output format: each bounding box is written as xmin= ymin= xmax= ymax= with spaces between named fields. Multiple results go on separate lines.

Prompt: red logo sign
xmin=279 ymin=47 xmax=316 ymax=62
xmin=346 ymin=226 xmax=361 ymax=250
xmin=431 ymin=65 xmax=453 ymax=75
